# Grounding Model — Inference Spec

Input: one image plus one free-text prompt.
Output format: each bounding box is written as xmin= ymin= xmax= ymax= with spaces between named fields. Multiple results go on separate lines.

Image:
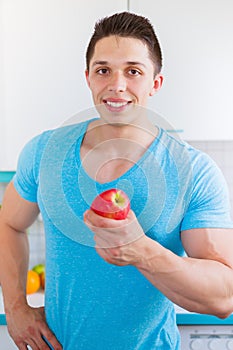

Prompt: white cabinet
xmin=129 ymin=0 xmax=233 ymax=140
xmin=0 ymin=0 xmax=127 ymax=170
xmin=0 ymin=326 xmax=17 ymax=350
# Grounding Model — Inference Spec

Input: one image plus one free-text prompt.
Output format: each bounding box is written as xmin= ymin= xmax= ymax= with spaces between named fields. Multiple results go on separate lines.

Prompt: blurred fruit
xmin=32 ymin=263 xmax=45 ymax=290
xmin=32 ymin=263 xmax=45 ymax=275
xmin=26 ymin=270 xmax=40 ymax=294
xmin=40 ymin=271 xmax=45 ymax=289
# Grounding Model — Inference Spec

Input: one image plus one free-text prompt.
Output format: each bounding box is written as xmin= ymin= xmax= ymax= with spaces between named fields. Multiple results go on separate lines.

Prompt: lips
xmin=103 ymin=99 xmax=132 ymax=111
xmin=106 ymin=101 xmax=128 ymax=108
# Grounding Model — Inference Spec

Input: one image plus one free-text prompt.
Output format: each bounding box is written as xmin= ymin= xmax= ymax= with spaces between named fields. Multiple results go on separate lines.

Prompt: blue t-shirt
xmin=13 ymin=119 xmax=233 ymax=349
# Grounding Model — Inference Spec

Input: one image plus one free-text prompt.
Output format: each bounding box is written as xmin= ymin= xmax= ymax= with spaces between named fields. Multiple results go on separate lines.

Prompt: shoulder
xmin=23 ymin=119 xmax=92 ymax=161
xmin=159 ymin=129 xmax=233 ymax=226
xmin=158 ymin=128 xmax=218 ymax=174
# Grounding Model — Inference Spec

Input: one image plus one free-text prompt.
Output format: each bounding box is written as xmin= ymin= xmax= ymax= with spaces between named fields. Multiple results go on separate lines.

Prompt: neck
xmin=86 ymin=116 xmax=158 ymax=150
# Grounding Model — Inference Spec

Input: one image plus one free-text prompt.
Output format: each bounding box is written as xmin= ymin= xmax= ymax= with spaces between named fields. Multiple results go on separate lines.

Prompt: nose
xmin=108 ymin=71 xmax=127 ymax=93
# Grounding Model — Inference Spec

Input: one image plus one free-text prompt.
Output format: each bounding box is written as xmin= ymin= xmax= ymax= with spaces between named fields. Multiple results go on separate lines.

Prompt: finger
xmin=85 ymin=209 xmax=128 ymax=229
xmin=15 ymin=338 xmax=39 ymax=350
xmin=25 ymin=339 xmax=39 ymax=350
xmin=95 ymin=247 xmax=117 ymax=264
xmin=95 ymin=247 xmax=126 ymax=266
xmin=94 ymin=233 xmax=123 ymax=248
xmin=94 ymin=234 xmax=109 ymax=248
xmin=16 ymin=339 xmax=39 ymax=350
xmin=127 ymin=209 xmax=137 ymax=220
xmin=95 ymin=247 xmax=109 ymax=259
xmin=84 ymin=211 xmax=105 ymax=232
xmin=96 ymin=246 xmax=120 ymax=259
xmin=42 ymin=331 xmax=63 ymax=350
xmin=18 ymin=335 xmax=48 ymax=350
xmin=17 ymin=342 xmax=28 ymax=350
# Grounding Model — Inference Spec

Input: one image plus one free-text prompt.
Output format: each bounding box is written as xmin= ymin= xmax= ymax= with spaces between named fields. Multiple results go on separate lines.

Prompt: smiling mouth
xmin=103 ymin=100 xmax=132 ymax=109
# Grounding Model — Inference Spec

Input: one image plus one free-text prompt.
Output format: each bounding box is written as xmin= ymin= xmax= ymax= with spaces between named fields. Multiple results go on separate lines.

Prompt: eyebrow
xmin=92 ymin=60 xmax=146 ymax=67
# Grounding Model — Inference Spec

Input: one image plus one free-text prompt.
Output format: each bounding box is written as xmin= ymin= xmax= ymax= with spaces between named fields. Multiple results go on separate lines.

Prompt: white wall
xmin=0 ymin=0 xmax=6 ymax=168
xmin=2 ymin=0 xmax=233 ymax=170
xmin=1 ymin=0 xmax=126 ymax=170
xmin=130 ymin=0 xmax=233 ymax=140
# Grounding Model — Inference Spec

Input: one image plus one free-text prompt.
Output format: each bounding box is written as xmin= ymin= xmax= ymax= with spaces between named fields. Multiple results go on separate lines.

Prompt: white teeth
xmin=106 ymin=101 xmax=128 ymax=108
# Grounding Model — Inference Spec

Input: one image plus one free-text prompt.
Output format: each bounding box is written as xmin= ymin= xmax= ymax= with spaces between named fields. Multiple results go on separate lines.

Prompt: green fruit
xmin=32 ymin=263 xmax=45 ymax=275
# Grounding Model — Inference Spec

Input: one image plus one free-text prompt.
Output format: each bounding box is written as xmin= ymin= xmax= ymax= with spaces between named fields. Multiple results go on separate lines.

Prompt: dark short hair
xmin=86 ymin=12 xmax=162 ymax=76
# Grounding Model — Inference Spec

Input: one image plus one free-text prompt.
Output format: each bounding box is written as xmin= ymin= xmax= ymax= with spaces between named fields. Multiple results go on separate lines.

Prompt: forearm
xmin=0 ymin=221 xmax=29 ymax=313
xmin=85 ymin=209 xmax=233 ymax=317
xmin=135 ymin=237 xmax=233 ymax=318
xmin=0 ymin=221 xmax=62 ymax=350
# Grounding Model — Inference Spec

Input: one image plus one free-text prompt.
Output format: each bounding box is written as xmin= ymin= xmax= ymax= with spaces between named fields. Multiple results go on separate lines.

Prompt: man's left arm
xmin=135 ymin=227 xmax=233 ymax=318
xmin=84 ymin=210 xmax=233 ymax=319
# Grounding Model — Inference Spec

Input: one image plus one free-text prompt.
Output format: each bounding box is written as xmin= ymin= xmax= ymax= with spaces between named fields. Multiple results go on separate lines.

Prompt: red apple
xmin=91 ymin=189 xmax=130 ymax=220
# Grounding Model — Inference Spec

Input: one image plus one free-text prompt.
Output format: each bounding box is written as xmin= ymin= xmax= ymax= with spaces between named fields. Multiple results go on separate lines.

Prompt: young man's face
xmin=86 ymin=36 xmax=163 ymax=123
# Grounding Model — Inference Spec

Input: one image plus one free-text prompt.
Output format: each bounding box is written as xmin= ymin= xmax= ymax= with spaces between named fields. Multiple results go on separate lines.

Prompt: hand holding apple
xmin=84 ymin=208 xmax=146 ymax=266
xmin=90 ymin=188 xmax=130 ymax=220
xmin=86 ymin=189 xmax=147 ymax=266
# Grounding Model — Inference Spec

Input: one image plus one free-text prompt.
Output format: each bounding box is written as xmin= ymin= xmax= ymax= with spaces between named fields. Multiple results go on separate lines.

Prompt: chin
xmin=99 ymin=110 xmax=140 ymax=126
xmin=101 ymin=115 xmax=134 ymax=127
xmin=96 ymin=102 xmax=147 ymax=126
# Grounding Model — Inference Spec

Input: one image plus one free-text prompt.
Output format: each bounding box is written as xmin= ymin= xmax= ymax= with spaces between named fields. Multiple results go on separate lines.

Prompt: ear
xmin=149 ymin=74 xmax=163 ymax=96
xmin=85 ymin=70 xmax=90 ymax=88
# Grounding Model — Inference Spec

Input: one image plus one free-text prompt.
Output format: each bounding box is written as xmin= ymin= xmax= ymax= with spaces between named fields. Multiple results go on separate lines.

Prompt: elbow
xmin=215 ymin=311 xmax=232 ymax=319
xmin=211 ymin=299 xmax=233 ymax=319
xmin=214 ymin=310 xmax=231 ymax=319
xmin=214 ymin=310 xmax=232 ymax=320
xmin=191 ymin=296 xmax=233 ymax=319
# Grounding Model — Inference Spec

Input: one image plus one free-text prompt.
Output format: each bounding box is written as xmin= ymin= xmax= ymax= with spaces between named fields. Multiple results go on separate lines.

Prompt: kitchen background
xmin=1 ymin=1 xmax=233 ymax=349
xmin=1 ymin=0 xmax=233 ymax=268
xmin=1 ymin=139 xmax=233 ymax=270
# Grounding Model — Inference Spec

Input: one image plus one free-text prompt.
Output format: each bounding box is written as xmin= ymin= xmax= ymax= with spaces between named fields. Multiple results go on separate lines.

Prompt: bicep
xmin=181 ymin=228 xmax=233 ymax=269
xmin=0 ymin=181 xmax=39 ymax=232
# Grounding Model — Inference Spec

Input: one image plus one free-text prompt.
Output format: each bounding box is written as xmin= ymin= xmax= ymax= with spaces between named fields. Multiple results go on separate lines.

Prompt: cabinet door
xmin=130 ymin=0 xmax=233 ymax=140
xmin=0 ymin=326 xmax=18 ymax=350
xmin=1 ymin=0 xmax=127 ymax=170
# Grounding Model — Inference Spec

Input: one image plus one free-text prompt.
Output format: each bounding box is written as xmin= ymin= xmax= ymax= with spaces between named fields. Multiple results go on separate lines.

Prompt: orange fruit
xmin=26 ymin=270 xmax=41 ymax=294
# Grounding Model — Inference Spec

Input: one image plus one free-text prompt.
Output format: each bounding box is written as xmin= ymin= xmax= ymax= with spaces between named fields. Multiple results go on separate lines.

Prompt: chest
xmin=37 ymin=125 xmax=188 ymax=256
xmin=80 ymin=138 xmax=151 ymax=184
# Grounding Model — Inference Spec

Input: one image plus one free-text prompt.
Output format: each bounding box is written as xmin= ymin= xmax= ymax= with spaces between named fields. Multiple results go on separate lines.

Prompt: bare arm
xmin=135 ymin=228 xmax=233 ymax=318
xmin=84 ymin=209 xmax=233 ymax=319
xmin=0 ymin=182 xmax=62 ymax=350
xmin=0 ymin=182 xmax=39 ymax=308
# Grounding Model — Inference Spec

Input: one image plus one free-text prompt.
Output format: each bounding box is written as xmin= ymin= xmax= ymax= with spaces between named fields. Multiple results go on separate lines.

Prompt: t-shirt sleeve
xmin=181 ymin=151 xmax=233 ymax=230
xmin=13 ymin=135 xmax=42 ymax=202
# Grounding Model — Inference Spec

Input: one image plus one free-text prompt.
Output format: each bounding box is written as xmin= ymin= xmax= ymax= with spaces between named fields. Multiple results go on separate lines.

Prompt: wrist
xmin=135 ymin=237 xmax=184 ymax=279
xmin=2 ymin=288 xmax=27 ymax=316
xmin=133 ymin=236 xmax=163 ymax=270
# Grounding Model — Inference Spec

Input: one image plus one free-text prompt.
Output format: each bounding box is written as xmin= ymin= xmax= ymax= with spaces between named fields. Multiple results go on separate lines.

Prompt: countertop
xmin=174 ymin=304 xmax=233 ymax=325
xmin=1 ymin=288 xmax=233 ymax=326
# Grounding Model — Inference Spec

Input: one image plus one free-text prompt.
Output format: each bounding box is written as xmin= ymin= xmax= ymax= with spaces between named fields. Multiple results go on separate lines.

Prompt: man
xmin=1 ymin=12 xmax=233 ymax=350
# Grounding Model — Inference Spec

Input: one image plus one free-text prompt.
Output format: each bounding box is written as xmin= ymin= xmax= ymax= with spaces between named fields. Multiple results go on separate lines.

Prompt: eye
xmin=128 ymin=69 xmax=141 ymax=76
xmin=96 ymin=68 xmax=109 ymax=75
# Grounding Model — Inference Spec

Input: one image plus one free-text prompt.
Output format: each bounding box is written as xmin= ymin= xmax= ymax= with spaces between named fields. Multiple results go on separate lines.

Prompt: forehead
xmin=90 ymin=36 xmax=152 ymax=66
